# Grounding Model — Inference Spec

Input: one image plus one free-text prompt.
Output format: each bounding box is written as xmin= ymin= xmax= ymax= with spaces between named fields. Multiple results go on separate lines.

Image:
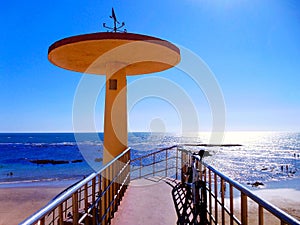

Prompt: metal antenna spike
xmin=112 ymin=8 xmax=117 ymax=21
xmin=102 ymin=7 xmax=127 ymax=33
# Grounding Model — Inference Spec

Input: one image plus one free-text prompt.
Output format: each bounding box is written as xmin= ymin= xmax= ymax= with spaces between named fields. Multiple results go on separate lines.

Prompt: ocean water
xmin=0 ymin=132 xmax=299 ymax=186
xmin=203 ymin=132 xmax=300 ymax=184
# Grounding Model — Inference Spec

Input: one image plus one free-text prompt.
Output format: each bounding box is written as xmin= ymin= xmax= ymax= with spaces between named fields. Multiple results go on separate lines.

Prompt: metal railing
xmin=203 ymin=163 xmax=300 ymax=225
xmin=180 ymin=148 xmax=300 ymax=225
xmin=20 ymin=145 xmax=300 ymax=225
xmin=130 ymin=145 xmax=179 ymax=180
xmin=20 ymin=147 xmax=130 ymax=225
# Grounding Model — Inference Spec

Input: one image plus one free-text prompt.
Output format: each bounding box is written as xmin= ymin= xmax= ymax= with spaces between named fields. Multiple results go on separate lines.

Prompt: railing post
xmin=203 ymin=164 xmax=206 ymax=183
xmin=139 ymin=159 xmax=142 ymax=179
xmin=102 ymin=170 xmax=108 ymax=225
xmin=258 ymin=205 xmax=264 ymax=225
xmin=230 ymin=184 xmax=234 ymax=225
xmin=114 ymin=160 xmax=119 ymax=212
xmin=120 ymin=156 xmax=125 ymax=198
xmin=108 ymin=165 xmax=112 ymax=222
xmin=165 ymin=149 xmax=168 ymax=177
xmin=39 ymin=218 xmax=45 ymax=225
xmin=181 ymin=149 xmax=186 ymax=184
xmin=208 ymin=169 xmax=212 ymax=224
xmin=122 ymin=152 xmax=127 ymax=192
xmin=115 ymin=162 xmax=119 ymax=214
xmin=64 ymin=201 xmax=67 ymax=218
xmin=153 ymin=154 xmax=155 ymax=176
xmin=221 ymin=178 xmax=225 ymax=225
xmin=175 ymin=147 xmax=179 ymax=180
xmin=112 ymin=162 xmax=116 ymax=217
xmin=72 ymin=191 xmax=79 ymax=225
xmin=214 ymin=173 xmax=218 ymax=224
xmin=96 ymin=175 xmax=102 ymax=225
xmin=84 ymin=183 xmax=88 ymax=212
xmin=241 ymin=192 xmax=248 ymax=225
xmin=98 ymin=174 xmax=102 ymax=194
xmin=126 ymin=149 xmax=130 ymax=185
xmin=92 ymin=177 xmax=96 ymax=225
xmin=58 ymin=204 xmax=63 ymax=225
xmin=118 ymin=155 xmax=122 ymax=195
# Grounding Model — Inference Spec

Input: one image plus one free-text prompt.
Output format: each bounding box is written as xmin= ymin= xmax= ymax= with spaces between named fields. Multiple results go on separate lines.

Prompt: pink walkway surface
xmin=111 ymin=178 xmax=177 ymax=225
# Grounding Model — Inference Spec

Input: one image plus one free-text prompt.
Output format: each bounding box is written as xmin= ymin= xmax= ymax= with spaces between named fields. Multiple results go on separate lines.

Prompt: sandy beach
xmin=252 ymin=179 xmax=300 ymax=221
xmin=0 ymin=181 xmax=74 ymax=225
xmin=223 ymin=178 xmax=300 ymax=224
xmin=1 ymin=178 xmax=299 ymax=225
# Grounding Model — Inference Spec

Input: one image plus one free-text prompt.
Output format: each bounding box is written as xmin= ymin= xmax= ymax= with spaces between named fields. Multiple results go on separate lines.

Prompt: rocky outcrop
xmin=29 ymin=159 xmax=83 ymax=165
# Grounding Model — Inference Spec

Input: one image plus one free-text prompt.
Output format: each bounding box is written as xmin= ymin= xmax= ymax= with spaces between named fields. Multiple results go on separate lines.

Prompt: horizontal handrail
xmin=20 ymin=147 xmax=131 ymax=225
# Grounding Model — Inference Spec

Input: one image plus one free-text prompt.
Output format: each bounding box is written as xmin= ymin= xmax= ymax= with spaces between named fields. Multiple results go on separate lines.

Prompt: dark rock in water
xmin=52 ymin=160 xmax=69 ymax=165
xmin=186 ymin=144 xmax=243 ymax=147
xmin=29 ymin=159 xmax=83 ymax=165
xmin=251 ymin=181 xmax=264 ymax=187
xmin=71 ymin=159 xmax=83 ymax=163
xmin=29 ymin=159 xmax=69 ymax=165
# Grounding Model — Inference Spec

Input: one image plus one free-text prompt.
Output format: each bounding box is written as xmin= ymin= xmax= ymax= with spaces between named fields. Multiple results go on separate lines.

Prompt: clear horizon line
xmin=0 ymin=130 xmax=299 ymax=134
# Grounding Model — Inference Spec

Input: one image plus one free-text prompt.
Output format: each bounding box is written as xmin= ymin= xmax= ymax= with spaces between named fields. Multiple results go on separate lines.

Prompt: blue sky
xmin=0 ymin=0 xmax=300 ymax=132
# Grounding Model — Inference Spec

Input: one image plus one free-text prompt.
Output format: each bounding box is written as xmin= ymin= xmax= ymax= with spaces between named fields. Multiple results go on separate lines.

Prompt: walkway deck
xmin=111 ymin=178 xmax=178 ymax=225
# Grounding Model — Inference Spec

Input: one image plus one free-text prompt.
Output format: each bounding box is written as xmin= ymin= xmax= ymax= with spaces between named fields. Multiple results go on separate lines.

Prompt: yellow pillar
xmin=103 ymin=63 xmax=128 ymax=164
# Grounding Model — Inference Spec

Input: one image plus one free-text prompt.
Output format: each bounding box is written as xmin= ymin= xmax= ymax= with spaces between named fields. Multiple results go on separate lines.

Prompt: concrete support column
xmin=103 ymin=63 xmax=128 ymax=164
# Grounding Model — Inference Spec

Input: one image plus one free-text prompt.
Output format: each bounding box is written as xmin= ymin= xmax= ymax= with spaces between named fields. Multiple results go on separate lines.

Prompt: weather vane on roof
xmin=103 ymin=8 xmax=127 ymax=33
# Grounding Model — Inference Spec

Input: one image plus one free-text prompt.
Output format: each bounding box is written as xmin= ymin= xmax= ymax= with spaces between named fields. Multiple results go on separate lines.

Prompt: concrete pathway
xmin=111 ymin=178 xmax=178 ymax=225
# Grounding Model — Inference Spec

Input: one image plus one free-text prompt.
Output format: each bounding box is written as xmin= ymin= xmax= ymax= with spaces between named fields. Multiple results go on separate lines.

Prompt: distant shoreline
xmin=0 ymin=177 xmax=82 ymax=189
